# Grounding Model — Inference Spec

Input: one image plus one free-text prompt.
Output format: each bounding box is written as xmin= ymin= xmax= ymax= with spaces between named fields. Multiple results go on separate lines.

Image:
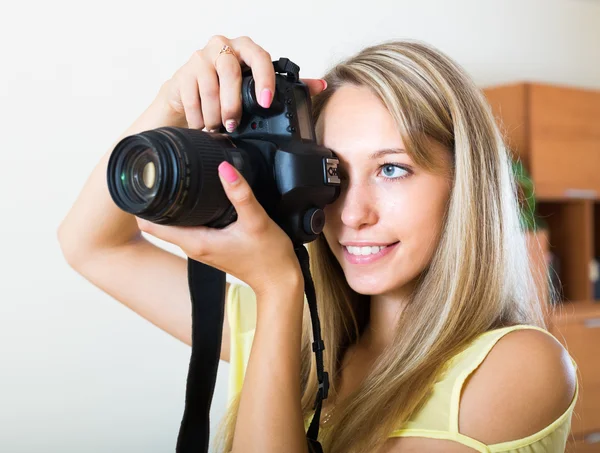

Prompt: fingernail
xmin=321 ymin=79 xmax=328 ymax=90
xmin=225 ymin=119 xmax=237 ymax=132
xmin=259 ymin=89 xmax=272 ymax=108
xmin=218 ymin=161 xmax=239 ymax=184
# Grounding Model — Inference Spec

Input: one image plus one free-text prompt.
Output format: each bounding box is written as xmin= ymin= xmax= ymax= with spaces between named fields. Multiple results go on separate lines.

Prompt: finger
xmin=230 ymin=36 xmax=275 ymax=109
xmin=196 ymin=58 xmax=222 ymax=132
xmin=179 ymin=73 xmax=204 ymax=130
xmin=217 ymin=161 xmax=266 ymax=231
xmin=215 ymin=54 xmax=243 ymax=132
xmin=301 ymin=78 xmax=328 ymax=97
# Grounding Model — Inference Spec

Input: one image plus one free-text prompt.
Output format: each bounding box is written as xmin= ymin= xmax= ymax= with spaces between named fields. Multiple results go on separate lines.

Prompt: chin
xmin=343 ymin=273 xmax=394 ymax=296
xmin=341 ymin=265 xmax=419 ymax=297
xmin=348 ymin=285 xmax=384 ymax=296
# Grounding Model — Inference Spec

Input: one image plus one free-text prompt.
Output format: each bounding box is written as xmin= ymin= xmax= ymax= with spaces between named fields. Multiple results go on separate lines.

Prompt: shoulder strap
xmin=448 ymin=325 xmax=553 ymax=433
xmin=176 ymin=257 xmax=226 ymax=453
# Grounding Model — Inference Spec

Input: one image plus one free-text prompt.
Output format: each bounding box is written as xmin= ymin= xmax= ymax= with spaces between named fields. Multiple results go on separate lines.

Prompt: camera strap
xmin=176 ymin=258 xmax=225 ymax=453
xmin=295 ymin=244 xmax=328 ymax=453
xmin=176 ymin=245 xmax=327 ymax=453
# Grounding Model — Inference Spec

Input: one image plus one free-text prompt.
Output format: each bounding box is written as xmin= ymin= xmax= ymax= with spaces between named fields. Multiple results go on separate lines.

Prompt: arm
xmin=57 ymin=87 xmax=233 ymax=359
xmin=232 ymin=275 xmax=308 ymax=453
xmin=57 ymin=83 xmax=184 ymax=260
xmin=68 ymin=235 xmax=231 ymax=356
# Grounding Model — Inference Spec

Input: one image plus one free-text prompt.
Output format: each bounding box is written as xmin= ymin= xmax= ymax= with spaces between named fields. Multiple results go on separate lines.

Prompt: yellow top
xmin=226 ymin=283 xmax=579 ymax=453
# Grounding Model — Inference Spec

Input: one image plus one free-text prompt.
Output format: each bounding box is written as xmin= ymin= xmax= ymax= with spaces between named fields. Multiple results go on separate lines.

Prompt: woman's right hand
xmin=154 ymin=35 xmax=327 ymax=133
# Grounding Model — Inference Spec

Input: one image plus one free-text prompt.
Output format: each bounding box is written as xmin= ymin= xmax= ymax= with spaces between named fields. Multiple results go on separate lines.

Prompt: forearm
xmin=58 ymin=86 xmax=186 ymax=262
xmin=232 ymin=277 xmax=308 ymax=453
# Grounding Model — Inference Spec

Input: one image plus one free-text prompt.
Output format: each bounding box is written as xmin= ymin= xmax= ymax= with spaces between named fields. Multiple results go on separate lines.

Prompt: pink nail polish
xmin=225 ymin=119 xmax=237 ymax=132
xmin=259 ymin=89 xmax=272 ymax=108
xmin=218 ymin=161 xmax=238 ymax=183
xmin=321 ymin=79 xmax=328 ymax=90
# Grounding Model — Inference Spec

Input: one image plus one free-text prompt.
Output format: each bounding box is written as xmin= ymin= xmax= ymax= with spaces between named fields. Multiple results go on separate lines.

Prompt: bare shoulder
xmin=458 ymin=328 xmax=577 ymax=444
xmin=379 ymin=328 xmax=577 ymax=453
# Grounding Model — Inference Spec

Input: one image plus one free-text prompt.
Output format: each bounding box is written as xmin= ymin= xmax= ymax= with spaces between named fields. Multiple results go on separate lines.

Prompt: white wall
xmin=1 ymin=0 xmax=598 ymax=452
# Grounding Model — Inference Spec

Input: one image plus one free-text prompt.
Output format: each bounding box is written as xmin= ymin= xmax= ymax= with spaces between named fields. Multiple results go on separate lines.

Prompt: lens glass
xmin=124 ymin=147 xmax=160 ymax=203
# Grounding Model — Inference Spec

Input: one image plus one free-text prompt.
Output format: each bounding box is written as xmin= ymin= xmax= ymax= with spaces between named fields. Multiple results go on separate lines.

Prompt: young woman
xmin=58 ymin=36 xmax=578 ymax=453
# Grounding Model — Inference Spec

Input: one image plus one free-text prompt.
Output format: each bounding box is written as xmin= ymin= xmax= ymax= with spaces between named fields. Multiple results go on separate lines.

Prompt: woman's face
xmin=320 ymin=84 xmax=453 ymax=298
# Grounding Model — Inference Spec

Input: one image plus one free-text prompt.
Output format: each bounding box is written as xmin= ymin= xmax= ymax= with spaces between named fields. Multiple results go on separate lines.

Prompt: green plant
xmin=512 ymin=159 xmax=546 ymax=232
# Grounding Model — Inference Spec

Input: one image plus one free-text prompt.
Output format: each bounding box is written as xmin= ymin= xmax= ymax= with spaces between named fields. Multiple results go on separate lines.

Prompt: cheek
xmin=404 ymin=198 xmax=446 ymax=236
xmin=399 ymin=191 xmax=449 ymax=263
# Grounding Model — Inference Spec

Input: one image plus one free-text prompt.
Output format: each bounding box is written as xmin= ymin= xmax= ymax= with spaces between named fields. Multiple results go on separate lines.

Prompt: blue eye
xmin=380 ymin=162 xmax=412 ymax=180
xmin=336 ymin=162 xmax=412 ymax=183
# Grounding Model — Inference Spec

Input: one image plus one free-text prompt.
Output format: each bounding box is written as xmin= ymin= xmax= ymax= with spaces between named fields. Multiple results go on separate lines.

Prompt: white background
xmin=1 ymin=0 xmax=599 ymax=452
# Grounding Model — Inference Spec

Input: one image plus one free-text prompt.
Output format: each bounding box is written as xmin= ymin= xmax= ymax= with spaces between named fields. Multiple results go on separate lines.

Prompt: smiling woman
xmin=58 ymin=32 xmax=577 ymax=453
xmin=217 ymin=40 xmax=577 ymax=453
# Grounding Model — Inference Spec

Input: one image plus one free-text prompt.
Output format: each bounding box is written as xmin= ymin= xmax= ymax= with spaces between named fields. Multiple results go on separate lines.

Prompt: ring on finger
xmin=215 ymin=44 xmax=236 ymax=66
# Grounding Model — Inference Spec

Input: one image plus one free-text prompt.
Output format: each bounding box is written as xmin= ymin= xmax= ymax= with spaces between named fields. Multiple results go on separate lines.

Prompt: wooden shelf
xmin=537 ymin=199 xmax=594 ymax=302
xmin=534 ymin=185 xmax=598 ymax=202
xmin=551 ymin=302 xmax=600 ymax=326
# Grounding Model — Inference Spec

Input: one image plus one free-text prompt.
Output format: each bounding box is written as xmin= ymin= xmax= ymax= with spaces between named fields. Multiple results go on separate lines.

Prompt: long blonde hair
xmin=214 ymin=39 xmax=546 ymax=453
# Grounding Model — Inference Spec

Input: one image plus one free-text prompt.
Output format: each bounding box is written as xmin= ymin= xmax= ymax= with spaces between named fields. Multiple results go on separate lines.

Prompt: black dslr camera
xmin=107 ymin=58 xmax=340 ymax=246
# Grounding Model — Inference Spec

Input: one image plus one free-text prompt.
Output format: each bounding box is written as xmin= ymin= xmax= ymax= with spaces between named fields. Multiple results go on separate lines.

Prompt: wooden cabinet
xmin=566 ymin=437 xmax=600 ymax=453
xmin=552 ymin=313 xmax=600 ymax=437
xmin=536 ymin=200 xmax=594 ymax=303
xmin=483 ymin=83 xmax=600 ymax=448
xmin=484 ymin=83 xmax=600 ymax=199
xmin=529 ymin=85 xmax=600 ymax=198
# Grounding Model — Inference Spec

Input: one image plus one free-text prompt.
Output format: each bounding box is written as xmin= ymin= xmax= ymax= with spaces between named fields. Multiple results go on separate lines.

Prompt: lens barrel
xmin=107 ymin=127 xmax=240 ymax=227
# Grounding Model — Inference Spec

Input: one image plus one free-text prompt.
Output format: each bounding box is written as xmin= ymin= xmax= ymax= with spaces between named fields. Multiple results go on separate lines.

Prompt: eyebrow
xmin=369 ymin=148 xmax=406 ymax=159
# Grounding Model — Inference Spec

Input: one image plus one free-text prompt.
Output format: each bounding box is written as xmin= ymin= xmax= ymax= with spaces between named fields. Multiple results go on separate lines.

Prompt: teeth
xmin=346 ymin=245 xmax=387 ymax=256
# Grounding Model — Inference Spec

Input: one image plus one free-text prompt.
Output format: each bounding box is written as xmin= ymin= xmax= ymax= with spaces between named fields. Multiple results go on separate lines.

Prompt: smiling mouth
xmin=341 ymin=241 xmax=400 ymax=264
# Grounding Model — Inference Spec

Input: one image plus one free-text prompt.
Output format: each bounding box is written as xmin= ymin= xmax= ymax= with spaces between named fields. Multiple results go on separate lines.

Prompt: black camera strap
xmin=176 ymin=258 xmax=225 ymax=453
xmin=176 ymin=246 xmax=327 ymax=453
xmin=295 ymin=244 xmax=328 ymax=453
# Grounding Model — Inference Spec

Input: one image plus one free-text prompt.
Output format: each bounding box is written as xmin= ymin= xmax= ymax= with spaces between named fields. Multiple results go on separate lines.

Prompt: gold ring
xmin=215 ymin=44 xmax=236 ymax=65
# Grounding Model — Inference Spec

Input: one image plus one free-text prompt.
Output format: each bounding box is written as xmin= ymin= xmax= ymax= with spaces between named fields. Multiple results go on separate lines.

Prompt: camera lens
xmin=125 ymin=147 xmax=160 ymax=203
xmin=107 ymin=127 xmax=244 ymax=227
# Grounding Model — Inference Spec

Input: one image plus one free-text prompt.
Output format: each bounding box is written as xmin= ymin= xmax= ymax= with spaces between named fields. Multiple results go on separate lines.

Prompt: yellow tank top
xmin=226 ymin=283 xmax=579 ymax=453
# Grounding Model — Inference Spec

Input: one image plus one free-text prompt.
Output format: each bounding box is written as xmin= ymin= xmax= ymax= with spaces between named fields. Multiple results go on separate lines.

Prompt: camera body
xmin=107 ymin=58 xmax=340 ymax=246
xmin=233 ymin=58 xmax=316 ymax=143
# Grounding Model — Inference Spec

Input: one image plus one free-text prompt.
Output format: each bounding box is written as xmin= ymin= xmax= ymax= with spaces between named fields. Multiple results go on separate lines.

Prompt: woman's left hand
xmin=136 ymin=160 xmax=302 ymax=296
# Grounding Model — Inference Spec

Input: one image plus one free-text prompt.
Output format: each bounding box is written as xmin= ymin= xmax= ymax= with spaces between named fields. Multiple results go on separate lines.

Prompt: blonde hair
xmin=214 ymin=39 xmax=546 ymax=453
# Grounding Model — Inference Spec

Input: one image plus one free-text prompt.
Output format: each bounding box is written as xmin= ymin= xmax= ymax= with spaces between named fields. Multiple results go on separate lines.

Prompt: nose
xmin=338 ymin=181 xmax=379 ymax=229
